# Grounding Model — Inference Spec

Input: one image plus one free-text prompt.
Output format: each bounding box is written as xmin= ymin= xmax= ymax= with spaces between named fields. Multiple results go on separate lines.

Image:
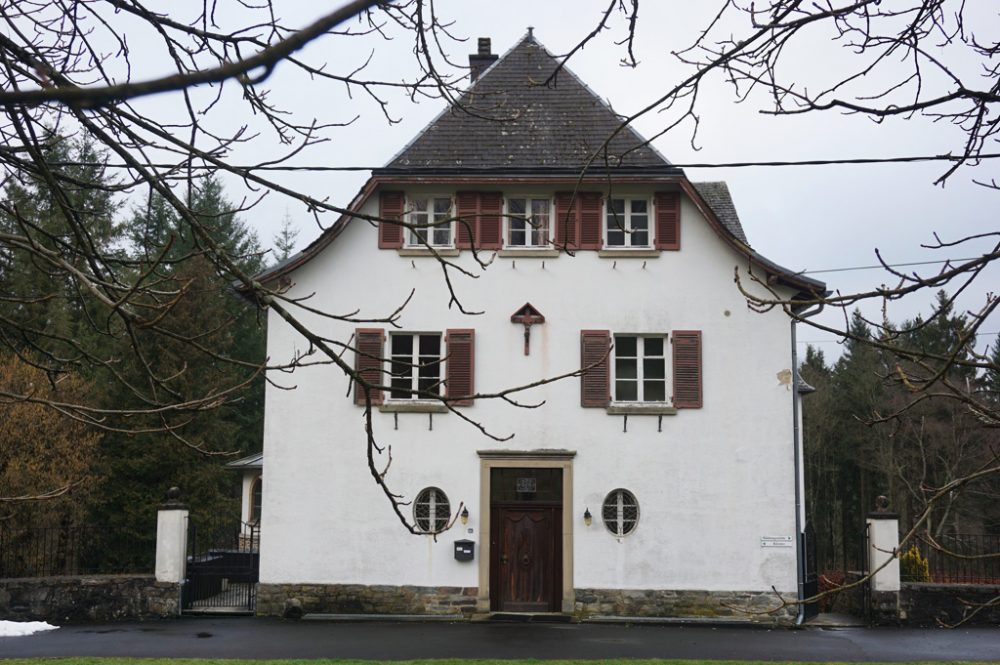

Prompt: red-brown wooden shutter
xmin=672 ymin=330 xmax=702 ymax=408
xmin=446 ymin=329 xmax=475 ymax=405
xmin=654 ymin=192 xmax=681 ymax=250
xmin=555 ymin=192 xmax=579 ymax=250
xmin=378 ymin=191 xmax=405 ymax=249
xmin=478 ymin=192 xmax=503 ymax=249
xmin=580 ymin=329 xmax=611 ymax=407
xmin=354 ymin=328 xmax=385 ymax=406
xmin=579 ymin=192 xmax=603 ymax=250
xmin=455 ymin=191 xmax=478 ymax=249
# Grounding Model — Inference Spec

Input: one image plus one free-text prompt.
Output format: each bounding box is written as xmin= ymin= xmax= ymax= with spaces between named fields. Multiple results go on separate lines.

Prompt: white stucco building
xmin=251 ymin=34 xmax=825 ymax=621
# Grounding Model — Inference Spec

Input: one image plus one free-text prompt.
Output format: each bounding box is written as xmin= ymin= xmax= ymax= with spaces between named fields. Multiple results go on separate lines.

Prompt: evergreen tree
xmin=90 ymin=177 xmax=267 ymax=559
xmin=189 ymin=177 xmax=265 ymax=277
xmin=0 ymin=134 xmax=122 ymax=362
xmin=986 ymin=335 xmax=1000 ymax=403
xmin=272 ymin=211 xmax=299 ymax=264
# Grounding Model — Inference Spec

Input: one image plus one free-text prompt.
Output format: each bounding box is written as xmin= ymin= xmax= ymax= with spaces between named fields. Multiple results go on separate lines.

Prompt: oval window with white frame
xmin=414 ymin=486 xmax=451 ymax=533
xmin=602 ymin=488 xmax=639 ymax=537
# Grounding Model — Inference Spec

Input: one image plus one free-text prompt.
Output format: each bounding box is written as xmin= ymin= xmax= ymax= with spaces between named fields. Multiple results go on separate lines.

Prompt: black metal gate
xmin=182 ymin=520 xmax=259 ymax=614
xmin=801 ymin=520 xmax=819 ymax=620
xmin=860 ymin=522 xmax=871 ymax=623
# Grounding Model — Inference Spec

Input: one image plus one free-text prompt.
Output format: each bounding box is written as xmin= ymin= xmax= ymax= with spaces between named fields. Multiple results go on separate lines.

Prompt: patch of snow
xmin=0 ymin=620 xmax=59 ymax=637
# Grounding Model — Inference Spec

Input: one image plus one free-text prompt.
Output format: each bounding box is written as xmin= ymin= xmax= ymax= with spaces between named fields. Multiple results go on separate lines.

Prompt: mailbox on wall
xmin=454 ymin=539 xmax=475 ymax=562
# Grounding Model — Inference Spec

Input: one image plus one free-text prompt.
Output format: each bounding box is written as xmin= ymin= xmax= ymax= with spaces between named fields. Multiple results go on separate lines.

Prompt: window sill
xmin=606 ymin=402 xmax=677 ymax=415
xmin=378 ymin=400 xmax=449 ymax=414
xmin=397 ymin=248 xmax=460 ymax=257
xmin=497 ymin=248 xmax=561 ymax=258
xmin=597 ymin=249 xmax=660 ymax=258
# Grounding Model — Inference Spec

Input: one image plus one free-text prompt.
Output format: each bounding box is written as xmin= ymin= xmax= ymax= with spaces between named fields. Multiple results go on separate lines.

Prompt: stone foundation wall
xmin=574 ymin=588 xmax=797 ymax=623
xmin=869 ymin=583 xmax=1000 ymax=626
xmin=256 ymin=583 xmax=478 ymax=618
xmin=0 ymin=574 xmax=180 ymax=622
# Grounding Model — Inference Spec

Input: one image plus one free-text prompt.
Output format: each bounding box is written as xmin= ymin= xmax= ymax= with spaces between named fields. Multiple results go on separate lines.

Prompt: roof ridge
xmin=384 ymin=35 xmax=676 ymax=172
xmin=525 ymin=38 xmax=673 ymax=168
xmin=380 ymin=33 xmax=535 ymax=169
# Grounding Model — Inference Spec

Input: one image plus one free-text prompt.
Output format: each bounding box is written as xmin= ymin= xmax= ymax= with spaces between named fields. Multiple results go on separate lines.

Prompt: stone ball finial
xmin=166 ymin=486 xmax=181 ymax=501
xmin=875 ymin=495 xmax=890 ymax=512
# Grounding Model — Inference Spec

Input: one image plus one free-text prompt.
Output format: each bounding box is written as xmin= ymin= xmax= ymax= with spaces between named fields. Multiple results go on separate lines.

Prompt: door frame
xmin=477 ymin=449 xmax=575 ymax=613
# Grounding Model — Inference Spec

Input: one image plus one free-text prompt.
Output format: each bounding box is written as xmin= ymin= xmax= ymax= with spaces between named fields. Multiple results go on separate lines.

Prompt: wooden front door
xmin=490 ymin=468 xmax=562 ymax=612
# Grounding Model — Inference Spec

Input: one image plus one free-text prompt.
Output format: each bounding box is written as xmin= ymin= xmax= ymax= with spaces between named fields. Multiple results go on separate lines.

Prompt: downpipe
xmin=791 ymin=303 xmax=823 ymax=626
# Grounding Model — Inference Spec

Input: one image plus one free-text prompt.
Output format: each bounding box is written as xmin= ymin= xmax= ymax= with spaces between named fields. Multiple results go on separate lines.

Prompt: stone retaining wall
xmin=256 ymin=583 xmax=478 ymax=617
xmin=574 ymin=588 xmax=797 ymax=623
xmin=870 ymin=583 xmax=1000 ymax=626
xmin=0 ymin=574 xmax=180 ymax=622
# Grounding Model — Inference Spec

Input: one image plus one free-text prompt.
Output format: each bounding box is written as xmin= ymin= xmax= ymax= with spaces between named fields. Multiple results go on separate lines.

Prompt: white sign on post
xmin=760 ymin=535 xmax=794 ymax=548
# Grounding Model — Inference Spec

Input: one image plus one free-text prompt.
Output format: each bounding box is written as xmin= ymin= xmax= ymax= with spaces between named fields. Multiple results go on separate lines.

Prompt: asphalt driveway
xmin=1 ymin=617 xmax=999 ymax=661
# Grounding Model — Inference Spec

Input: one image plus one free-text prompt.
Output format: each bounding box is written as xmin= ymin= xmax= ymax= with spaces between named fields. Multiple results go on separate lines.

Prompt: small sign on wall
xmin=760 ymin=535 xmax=793 ymax=548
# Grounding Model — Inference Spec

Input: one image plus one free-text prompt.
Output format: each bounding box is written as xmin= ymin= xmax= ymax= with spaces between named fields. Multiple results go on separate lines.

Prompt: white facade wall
xmin=260 ymin=184 xmax=800 ymax=595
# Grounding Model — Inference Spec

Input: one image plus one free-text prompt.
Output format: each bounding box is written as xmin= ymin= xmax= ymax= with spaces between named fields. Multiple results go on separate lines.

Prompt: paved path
xmin=1 ymin=617 xmax=998 ymax=661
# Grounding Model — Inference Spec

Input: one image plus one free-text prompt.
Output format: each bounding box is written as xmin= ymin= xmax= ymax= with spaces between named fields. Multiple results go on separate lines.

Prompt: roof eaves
xmin=371 ymin=165 xmax=684 ymax=177
xmin=225 ymin=452 xmax=263 ymax=469
xmin=251 ymin=177 xmax=379 ymax=287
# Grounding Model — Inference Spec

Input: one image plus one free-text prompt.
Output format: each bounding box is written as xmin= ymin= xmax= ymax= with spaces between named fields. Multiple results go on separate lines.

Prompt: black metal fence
xmin=902 ymin=533 xmax=1000 ymax=584
xmin=0 ymin=522 xmax=152 ymax=578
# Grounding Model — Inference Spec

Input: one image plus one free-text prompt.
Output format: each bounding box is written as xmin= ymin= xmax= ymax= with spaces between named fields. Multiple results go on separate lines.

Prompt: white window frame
xmin=602 ymin=488 xmax=639 ymax=537
xmin=405 ymin=195 xmax=453 ymax=247
xmin=414 ymin=486 xmax=451 ymax=533
xmin=388 ymin=332 xmax=443 ymax=400
xmin=505 ymin=196 xmax=552 ymax=248
xmin=604 ymin=196 xmax=652 ymax=248
xmin=612 ymin=333 xmax=669 ymax=404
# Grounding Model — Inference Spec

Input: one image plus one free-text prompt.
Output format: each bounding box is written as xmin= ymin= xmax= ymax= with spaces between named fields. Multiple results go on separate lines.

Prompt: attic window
xmin=606 ymin=198 xmax=650 ymax=248
xmin=407 ymin=196 xmax=453 ymax=247
xmin=507 ymin=197 xmax=551 ymax=247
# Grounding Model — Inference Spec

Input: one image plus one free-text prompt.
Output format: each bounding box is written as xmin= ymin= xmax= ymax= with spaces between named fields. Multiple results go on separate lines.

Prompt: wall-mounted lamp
xmin=583 ymin=508 xmax=592 ymax=527
xmin=460 ymin=507 xmax=469 ymax=525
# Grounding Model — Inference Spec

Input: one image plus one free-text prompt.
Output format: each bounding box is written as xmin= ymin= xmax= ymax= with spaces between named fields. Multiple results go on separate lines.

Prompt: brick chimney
xmin=469 ymin=37 xmax=498 ymax=82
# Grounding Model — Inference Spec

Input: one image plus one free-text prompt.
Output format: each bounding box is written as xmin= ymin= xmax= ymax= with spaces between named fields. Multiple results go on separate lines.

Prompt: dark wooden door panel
xmin=495 ymin=507 xmax=559 ymax=612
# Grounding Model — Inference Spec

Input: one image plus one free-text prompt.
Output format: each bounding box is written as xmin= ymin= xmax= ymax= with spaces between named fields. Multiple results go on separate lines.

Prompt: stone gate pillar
xmin=866 ymin=496 xmax=900 ymax=592
xmin=155 ymin=487 xmax=189 ymax=583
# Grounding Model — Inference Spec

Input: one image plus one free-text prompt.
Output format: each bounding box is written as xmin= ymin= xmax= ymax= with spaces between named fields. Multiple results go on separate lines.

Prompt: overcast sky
xmin=126 ymin=1 xmax=999 ymax=361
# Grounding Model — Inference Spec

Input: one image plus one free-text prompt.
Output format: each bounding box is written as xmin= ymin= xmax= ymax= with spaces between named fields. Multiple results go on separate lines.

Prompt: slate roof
xmin=225 ymin=452 xmax=263 ymax=470
xmin=248 ymin=35 xmax=827 ymax=298
xmin=379 ymin=34 xmax=678 ymax=175
xmin=692 ymin=181 xmax=748 ymax=244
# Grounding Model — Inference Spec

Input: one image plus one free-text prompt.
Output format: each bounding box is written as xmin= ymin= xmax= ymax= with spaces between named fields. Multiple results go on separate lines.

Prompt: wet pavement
xmin=1 ymin=617 xmax=998 ymax=661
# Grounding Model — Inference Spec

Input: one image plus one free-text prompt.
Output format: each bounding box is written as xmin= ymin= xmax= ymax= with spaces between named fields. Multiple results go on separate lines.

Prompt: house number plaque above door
xmin=516 ymin=478 xmax=537 ymax=493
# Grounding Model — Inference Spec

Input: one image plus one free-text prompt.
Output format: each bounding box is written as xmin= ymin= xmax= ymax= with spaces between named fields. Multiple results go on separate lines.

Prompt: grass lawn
xmin=0 ymin=657 xmax=988 ymax=665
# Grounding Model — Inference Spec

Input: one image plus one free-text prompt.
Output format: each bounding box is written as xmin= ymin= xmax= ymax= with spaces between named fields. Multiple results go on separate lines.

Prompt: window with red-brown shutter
xmin=455 ymin=191 xmax=478 ymax=249
xmin=455 ymin=192 xmax=503 ymax=250
xmin=556 ymin=192 xmax=604 ymax=250
xmin=507 ymin=197 xmax=552 ymax=247
xmin=445 ymin=329 xmax=475 ymax=406
xmin=378 ymin=191 xmax=405 ymax=249
xmin=555 ymin=192 xmax=579 ymax=250
xmin=580 ymin=329 xmax=611 ymax=407
xmin=354 ymin=328 xmax=385 ymax=406
xmin=672 ymin=330 xmax=702 ymax=408
xmin=478 ymin=192 xmax=503 ymax=249
xmin=579 ymin=192 xmax=603 ymax=250
xmin=654 ymin=192 xmax=680 ymax=250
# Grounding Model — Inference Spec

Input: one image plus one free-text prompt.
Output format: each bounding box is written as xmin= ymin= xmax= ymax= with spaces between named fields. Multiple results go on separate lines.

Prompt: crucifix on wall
xmin=510 ymin=303 xmax=545 ymax=356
